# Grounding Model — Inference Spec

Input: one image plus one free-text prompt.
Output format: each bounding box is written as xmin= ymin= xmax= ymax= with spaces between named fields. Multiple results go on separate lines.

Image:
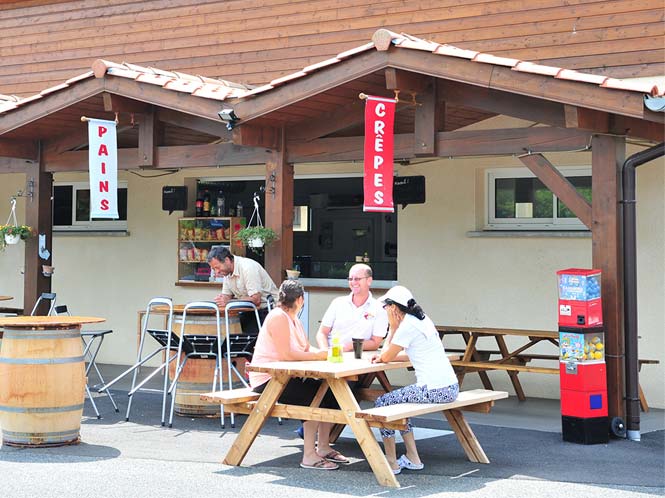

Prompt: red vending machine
xmin=557 ymin=268 xmax=609 ymax=444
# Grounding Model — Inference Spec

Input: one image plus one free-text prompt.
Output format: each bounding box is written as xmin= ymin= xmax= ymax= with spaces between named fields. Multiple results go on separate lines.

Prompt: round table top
xmin=0 ymin=316 xmax=106 ymax=327
xmin=0 ymin=295 xmax=13 ymax=301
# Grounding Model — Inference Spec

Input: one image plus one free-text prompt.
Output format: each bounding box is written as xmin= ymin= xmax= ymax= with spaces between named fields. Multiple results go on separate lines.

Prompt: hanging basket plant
xmin=234 ymin=192 xmax=278 ymax=255
xmin=1 ymin=199 xmax=33 ymax=251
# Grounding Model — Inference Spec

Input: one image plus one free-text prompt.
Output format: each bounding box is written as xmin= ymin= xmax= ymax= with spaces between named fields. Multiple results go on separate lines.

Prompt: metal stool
xmin=53 ymin=304 xmax=119 ymax=418
xmin=99 ymin=297 xmax=177 ymax=426
xmin=167 ymin=301 xmax=224 ymax=428
xmin=30 ymin=292 xmax=57 ymax=316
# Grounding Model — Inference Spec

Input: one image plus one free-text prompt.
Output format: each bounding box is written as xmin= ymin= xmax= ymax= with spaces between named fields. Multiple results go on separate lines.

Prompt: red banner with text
xmin=363 ymin=95 xmax=395 ymax=213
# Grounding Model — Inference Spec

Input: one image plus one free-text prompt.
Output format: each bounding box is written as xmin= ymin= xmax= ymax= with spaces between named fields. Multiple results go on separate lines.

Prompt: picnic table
xmin=437 ymin=325 xmax=560 ymax=401
xmin=208 ymin=352 xmax=506 ymax=488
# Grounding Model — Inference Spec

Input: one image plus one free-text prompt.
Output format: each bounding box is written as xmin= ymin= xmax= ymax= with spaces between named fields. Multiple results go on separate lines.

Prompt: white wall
xmin=0 ymin=132 xmax=662 ymax=408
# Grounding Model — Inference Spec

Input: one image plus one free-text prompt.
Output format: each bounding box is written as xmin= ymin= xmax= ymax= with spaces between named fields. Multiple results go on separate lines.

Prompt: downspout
xmin=622 ymin=141 xmax=665 ymax=442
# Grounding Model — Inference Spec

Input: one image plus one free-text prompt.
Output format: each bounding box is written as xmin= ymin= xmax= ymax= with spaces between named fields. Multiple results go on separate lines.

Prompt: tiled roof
xmin=0 ymin=29 xmax=661 ymax=118
xmin=241 ymin=29 xmax=663 ymax=99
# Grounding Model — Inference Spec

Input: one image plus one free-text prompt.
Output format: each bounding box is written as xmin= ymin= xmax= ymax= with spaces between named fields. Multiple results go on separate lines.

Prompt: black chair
xmin=53 ymin=304 xmax=119 ymax=418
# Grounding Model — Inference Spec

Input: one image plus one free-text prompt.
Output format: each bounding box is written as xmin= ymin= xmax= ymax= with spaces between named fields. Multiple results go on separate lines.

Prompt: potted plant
xmin=0 ymin=224 xmax=33 ymax=250
xmin=235 ymin=226 xmax=278 ymax=254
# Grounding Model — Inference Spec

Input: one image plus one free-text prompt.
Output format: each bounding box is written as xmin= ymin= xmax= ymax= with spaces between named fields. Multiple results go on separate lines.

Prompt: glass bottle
xmin=217 ymin=192 xmax=226 ymax=217
xmin=202 ymin=190 xmax=211 ymax=217
xmin=328 ymin=331 xmax=343 ymax=363
xmin=236 ymin=201 xmax=244 ymax=218
xmin=195 ymin=195 xmax=203 ymax=217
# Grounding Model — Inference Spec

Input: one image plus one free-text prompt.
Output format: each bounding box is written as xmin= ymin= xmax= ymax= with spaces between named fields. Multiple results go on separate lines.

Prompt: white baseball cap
xmin=378 ymin=285 xmax=414 ymax=307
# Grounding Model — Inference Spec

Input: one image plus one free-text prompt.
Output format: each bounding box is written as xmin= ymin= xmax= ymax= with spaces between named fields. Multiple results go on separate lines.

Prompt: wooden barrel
xmin=0 ymin=326 xmax=85 ymax=447
xmin=170 ymin=314 xmax=243 ymax=417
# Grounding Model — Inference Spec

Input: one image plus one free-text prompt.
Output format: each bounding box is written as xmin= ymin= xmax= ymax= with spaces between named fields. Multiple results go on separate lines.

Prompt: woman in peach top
xmin=250 ymin=279 xmax=348 ymax=471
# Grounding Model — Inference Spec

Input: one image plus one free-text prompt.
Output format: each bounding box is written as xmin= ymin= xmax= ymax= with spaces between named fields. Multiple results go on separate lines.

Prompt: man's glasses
xmin=347 ymin=276 xmax=369 ymax=282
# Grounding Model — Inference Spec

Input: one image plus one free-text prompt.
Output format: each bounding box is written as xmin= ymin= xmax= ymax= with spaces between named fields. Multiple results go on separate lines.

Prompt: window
xmin=486 ymin=167 xmax=591 ymax=230
xmin=53 ymin=181 xmax=128 ymax=232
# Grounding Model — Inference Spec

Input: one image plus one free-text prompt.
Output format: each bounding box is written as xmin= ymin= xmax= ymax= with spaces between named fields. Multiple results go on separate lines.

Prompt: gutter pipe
xmin=622 ymin=141 xmax=664 ymax=442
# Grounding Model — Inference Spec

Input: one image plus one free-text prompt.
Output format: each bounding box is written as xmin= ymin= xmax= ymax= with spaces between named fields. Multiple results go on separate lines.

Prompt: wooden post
xmin=23 ymin=141 xmax=53 ymax=315
xmin=264 ymin=129 xmax=293 ymax=285
xmin=591 ymin=134 xmax=625 ymax=421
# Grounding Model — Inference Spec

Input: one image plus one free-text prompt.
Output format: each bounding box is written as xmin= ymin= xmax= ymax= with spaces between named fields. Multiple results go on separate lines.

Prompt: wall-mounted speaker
xmin=162 ymin=186 xmax=187 ymax=214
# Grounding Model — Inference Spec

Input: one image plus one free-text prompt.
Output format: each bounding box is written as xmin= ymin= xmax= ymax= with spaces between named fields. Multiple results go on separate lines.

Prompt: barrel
xmin=170 ymin=314 xmax=243 ymax=417
xmin=0 ymin=326 xmax=85 ymax=447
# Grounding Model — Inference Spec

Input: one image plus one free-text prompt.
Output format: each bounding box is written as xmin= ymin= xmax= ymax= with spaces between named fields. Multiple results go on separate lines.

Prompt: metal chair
xmin=167 ymin=301 xmax=225 ymax=428
xmin=98 ymin=297 xmax=178 ymax=426
xmin=53 ymin=304 xmax=119 ymax=419
xmin=30 ymin=292 xmax=57 ymax=316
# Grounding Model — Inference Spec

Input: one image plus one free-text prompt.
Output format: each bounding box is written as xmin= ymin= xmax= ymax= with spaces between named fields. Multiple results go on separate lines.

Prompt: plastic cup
xmin=352 ymin=338 xmax=364 ymax=359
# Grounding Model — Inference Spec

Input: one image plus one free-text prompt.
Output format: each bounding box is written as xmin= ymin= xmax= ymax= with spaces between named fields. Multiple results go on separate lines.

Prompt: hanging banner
xmin=363 ymin=95 xmax=396 ymax=213
xmin=87 ymin=118 xmax=119 ymax=219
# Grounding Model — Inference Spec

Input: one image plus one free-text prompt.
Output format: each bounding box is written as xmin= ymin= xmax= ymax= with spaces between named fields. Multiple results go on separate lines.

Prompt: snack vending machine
xmin=557 ymin=268 xmax=609 ymax=444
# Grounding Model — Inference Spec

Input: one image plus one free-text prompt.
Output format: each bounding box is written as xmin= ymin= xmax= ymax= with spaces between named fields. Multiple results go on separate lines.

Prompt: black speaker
xmin=393 ymin=176 xmax=425 ymax=206
xmin=162 ymin=186 xmax=187 ymax=214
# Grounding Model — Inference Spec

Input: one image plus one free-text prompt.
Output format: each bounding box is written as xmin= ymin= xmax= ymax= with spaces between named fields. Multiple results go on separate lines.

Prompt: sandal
xmin=319 ymin=449 xmax=350 ymax=464
xmin=300 ymin=459 xmax=339 ymax=470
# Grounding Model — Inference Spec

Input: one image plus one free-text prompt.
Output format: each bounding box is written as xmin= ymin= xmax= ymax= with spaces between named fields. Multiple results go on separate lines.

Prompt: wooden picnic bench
xmin=200 ymin=353 xmax=506 ymax=488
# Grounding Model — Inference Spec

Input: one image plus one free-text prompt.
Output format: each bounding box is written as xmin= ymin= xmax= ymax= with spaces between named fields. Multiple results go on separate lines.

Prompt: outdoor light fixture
xmin=218 ymin=108 xmax=239 ymax=130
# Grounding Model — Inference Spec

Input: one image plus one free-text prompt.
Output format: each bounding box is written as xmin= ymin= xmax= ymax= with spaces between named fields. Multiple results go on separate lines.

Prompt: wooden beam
xmin=231 ymin=50 xmax=389 ymax=123
xmin=102 ymin=92 xmax=150 ymax=113
xmin=610 ymin=116 xmax=665 ymax=143
xmin=264 ymin=129 xmax=293 ymax=285
xmin=138 ymin=106 xmax=157 ymax=167
xmin=564 ymin=105 xmax=610 ymax=132
xmin=232 ymin=125 xmax=280 ymax=149
xmin=0 ymin=157 xmax=34 ymax=173
xmin=23 ymin=142 xmax=53 ymax=315
xmin=286 ymin=100 xmax=365 ymax=141
xmin=156 ymin=108 xmax=231 ymax=139
xmin=387 ymin=50 xmax=647 ymax=120
xmin=413 ymin=78 xmax=439 ymax=156
xmin=440 ymin=79 xmax=565 ymax=127
xmin=0 ymin=78 xmax=105 ymax=135
xmin=44 ymin=127 xmax=89 ymax=156
xmin=102 ymin=77 xmax=223 ymax=121
xmin=591 ymin=134 xmax=625 ymax=422
xmin=286 ymin=127 xmax=592 ymax=162
xmin=518 ymin=153 xmax=592 ymax=229
xmin=384 ymin=68 xmax=430 ymax=93
xmin=0 ymin=138 xmax=38 ymax=160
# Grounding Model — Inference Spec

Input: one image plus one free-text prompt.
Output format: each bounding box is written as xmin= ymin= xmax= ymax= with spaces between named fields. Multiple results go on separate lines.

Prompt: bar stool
xmin=99 ymin=297 xmax=177 ymax=426
xmin=53 ymin=304 xmax=119 ymax=418
xmin=167 ymin=301 xmax=224 ymax=428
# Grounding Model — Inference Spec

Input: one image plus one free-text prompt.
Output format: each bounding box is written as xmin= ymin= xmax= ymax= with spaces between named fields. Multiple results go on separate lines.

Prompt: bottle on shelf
xmin=328 ymin=331 xmax=343 ymax=363
xmin=195 ymin=195 xmax=203 ymax=217
xmin=236 ymin=201 xmax=244 ymax=218
xmin=202 ymin=190 xmax=211 ymax=217
xmin=217 ymin=192 xmax=226 ymax=217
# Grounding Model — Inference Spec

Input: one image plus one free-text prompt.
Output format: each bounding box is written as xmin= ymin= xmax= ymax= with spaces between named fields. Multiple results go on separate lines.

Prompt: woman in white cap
xmin=371 ymin=285 xmax=459 ymax=474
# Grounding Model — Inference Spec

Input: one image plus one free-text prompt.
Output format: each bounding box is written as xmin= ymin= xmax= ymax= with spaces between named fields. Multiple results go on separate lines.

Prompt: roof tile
xmin=513 ymin=61 xmax=560 ymax=76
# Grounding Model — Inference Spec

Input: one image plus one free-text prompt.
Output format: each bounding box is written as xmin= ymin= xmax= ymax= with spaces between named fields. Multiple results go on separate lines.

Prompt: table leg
xmin=495 ymin=336 xmax=526 ymax=401
xmin=460 ymin=334 xmax=494 ymax=390
xmin=443 ymin=409 xmax=489 ymax=464
xmin=327 ymin=378 xmax=400 ymax=488
xmin=223 ymin=375 xmax=287 ymax=466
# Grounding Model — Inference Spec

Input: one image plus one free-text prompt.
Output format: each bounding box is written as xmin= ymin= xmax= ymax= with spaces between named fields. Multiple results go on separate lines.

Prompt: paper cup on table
xmin=352 ymin=338 xmax=364 ymax=359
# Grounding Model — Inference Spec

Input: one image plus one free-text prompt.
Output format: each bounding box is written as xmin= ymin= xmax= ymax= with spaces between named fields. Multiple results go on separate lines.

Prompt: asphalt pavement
xmin=0 ymin=365 xmax=663 ymax=498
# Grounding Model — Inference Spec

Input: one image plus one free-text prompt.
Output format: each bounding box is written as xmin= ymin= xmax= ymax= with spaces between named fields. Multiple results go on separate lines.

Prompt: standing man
xmin=316 ymin=263 xmax=388 ymax=352
xmin=207 ymin=246 xmax=279 ymax=334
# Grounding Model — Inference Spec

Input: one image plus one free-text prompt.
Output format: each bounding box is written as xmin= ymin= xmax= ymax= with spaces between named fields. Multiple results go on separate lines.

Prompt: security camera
xmin=218 ymin=108 xmax=238 ymax=122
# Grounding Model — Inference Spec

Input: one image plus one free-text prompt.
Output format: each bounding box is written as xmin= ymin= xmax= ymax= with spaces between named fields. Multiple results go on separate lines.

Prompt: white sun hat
xmin=378 ymin=285 xmax=414 ymax=307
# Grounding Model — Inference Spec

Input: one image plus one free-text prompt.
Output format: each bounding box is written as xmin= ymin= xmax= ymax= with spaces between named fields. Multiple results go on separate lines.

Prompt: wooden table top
xmin=247 ymin=352 xmax=459 ymax=379
xmin=0 ymin=316 xmax=106 ymax=327
xmin=0 ymin=295 xmax=13 ymax=301
xmin=437 ymin=325 xmax=559 ymax=340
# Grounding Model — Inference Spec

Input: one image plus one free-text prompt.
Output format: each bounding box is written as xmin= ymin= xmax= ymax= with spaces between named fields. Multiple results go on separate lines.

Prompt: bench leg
xmin=223 ymin=375 xmax=286 ymax=466
xmin=443 ymin=409 xmax=489 ymax=464
xmin=495 ymin=336 xmax=526 ymax=401
xmin=328 ymin=378 xmax=400 ymax=488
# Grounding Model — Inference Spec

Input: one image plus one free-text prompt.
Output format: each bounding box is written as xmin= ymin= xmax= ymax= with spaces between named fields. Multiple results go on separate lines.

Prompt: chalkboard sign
xmin=393 ymin=176 xmax=425 ymax=206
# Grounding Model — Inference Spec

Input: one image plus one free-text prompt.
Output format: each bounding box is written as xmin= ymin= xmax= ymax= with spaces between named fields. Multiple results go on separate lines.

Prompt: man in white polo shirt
xmin=316 ymin=263 xmax=388 ymax=352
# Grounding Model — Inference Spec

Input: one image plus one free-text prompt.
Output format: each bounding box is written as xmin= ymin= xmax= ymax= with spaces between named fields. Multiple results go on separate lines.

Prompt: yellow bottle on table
xmin=328 ymin=332 xmax=343 ymax=363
